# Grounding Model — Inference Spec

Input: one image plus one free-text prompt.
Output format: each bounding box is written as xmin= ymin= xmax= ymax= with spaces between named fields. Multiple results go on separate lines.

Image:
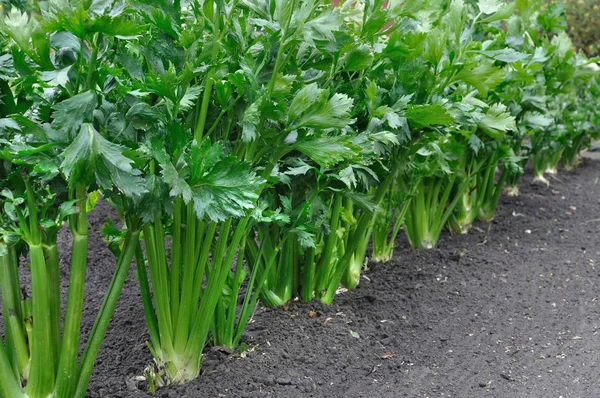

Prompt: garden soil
xmin=13 ymin=159 xmax=600 ymax=397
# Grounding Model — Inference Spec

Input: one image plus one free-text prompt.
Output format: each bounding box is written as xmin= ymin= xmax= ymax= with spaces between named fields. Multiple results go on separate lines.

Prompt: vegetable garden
xmin=0 ymin=0 xmax=598 ymax=397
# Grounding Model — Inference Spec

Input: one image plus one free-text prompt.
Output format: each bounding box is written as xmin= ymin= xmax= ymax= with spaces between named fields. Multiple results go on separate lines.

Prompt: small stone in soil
xmin=256 ymin=375 xmax=275 ymax=386
xmin=276 ymin=376 xmax=293 ymax=385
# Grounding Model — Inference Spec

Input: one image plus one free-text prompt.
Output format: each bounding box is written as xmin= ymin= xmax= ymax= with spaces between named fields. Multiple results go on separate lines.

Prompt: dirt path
xmin=17 ymin=159 xmax=600 ymax=397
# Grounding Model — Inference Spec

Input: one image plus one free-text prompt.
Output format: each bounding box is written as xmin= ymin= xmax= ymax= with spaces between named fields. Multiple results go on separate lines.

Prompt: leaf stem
xmin=0 ymin=244 xmax=28 ymax=382
xmin=74 ymin=227 xmax=141 ymax=398
xmin=0 ymin=336 xmax=24 ymax=398
xmin=55 ymin=183 xmax=89 ymax=398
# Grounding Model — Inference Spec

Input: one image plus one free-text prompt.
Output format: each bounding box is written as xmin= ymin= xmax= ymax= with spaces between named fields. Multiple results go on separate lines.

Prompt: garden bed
xmin=76 ymin=158 xmax=600 ymax=397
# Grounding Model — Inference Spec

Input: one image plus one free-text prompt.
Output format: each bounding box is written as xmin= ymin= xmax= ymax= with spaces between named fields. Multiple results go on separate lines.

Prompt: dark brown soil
xmin=5 ymin=159 xmax=600 ymax=398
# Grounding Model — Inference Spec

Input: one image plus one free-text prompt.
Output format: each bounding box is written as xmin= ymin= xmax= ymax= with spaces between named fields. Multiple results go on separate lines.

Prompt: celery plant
xmin=371 ymin=185 xmax=413 ymax=263
xmin=105 ymin=0 xmax=302 ymax=384
xmin=238 ymin=0 xmax=405 ymax=304
xmin=0 ymin=2 xmax=148 ymax=397
xmin=402 ymin=174 xmax=464 ymax=249
xmin=449 ymin=103 xmax=519 ymax=233
xmin=134 ymin=139 xmax=263 ymax=385
xmin=0 ymin=118 xmax=144 ymax=398
xmin=561 ymin=79 xmax=600 ymax=169
xmin=449 ymin=148 xmax=512 ymax=233
xmin=367 ymin=0 xmax=516 ymax=255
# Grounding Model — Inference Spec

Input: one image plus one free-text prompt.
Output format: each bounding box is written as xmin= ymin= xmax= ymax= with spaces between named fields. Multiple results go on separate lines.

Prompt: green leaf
xmin=119 ymin=51 xmax=144 ymax=80
xmin=146 ymin=7 xmax=180 ymax=40
xmin=284 ymin=158 xmax=313 ymax=176
xmin=160 ymin=157 xmax=192 ymax=203
xmin=338 ymin=166 xmax=356 ymax=188
xmin=289 ymin=226 xmax=316 ymax=248
xmin=294 ymin=92 xmax=355 ymax=130
xmin=362 ymin=8 xmax=393 ymax=38
xmin=58 ymin=200 xmax=81 ymax=221
xmin=40 ymin=219 xmax=57 ymax=229
xmin=240 ymin=101 xmax=261 ymax=143
xmin=476 ymin=48 xmax=529 ymax=63
xmin=343 ymin=191 xmax=377 ymax=212
xmin=343 ymin=45 xmax=374 ymax=72
xmin=154 ymin=132 xmax=264 ymax=222
xmin=89 ymin=15 xmax=147 ymax=38
xmin=0 ymin=189 xmax=14 ymax=200
xmin=468 ymin=132 xmax=483 ymax=154
xmin=442 ymin=0 xmax=466 ymax=35
xmin=190 ymin=157 xmax=264 ymax=222
xmin=476 ymin=104 xmax=516 ymax=139
xmin=392 ymin=94 xmax=414 ymax=112
xmin=302 ymin=9 xmax=342 ymax=47
xmin=186 ymin=140 xmax=225 ymax=185
xmin=551 ymin=32 xmax=573 ymax=60
xmin=370 ymin=131 xmax=401 ymax=154
xmin=1 ymin=8 xmax=35 ymax=53
xmin=0 ymin=118 xmax=21 ymax=132
xmin=522 ymin=112 xmax=553 ymax=130
xmin=405 ymin=104 xmax=453 ymax=127
xmin=86 ymin=191 xmax=100 ymax=212
xmin=61 ymin=124 xmax=147 ymax=197
xmin=139 ymin=174 xmax=169 ymax=223
xmin=33 ymin=159 xmax=60 ymax=175
xmin=3 ymin=202 xmax=18 ymax=222
xmin=89 ymin=0 xmax=112 ymax=16
xmin=152 ymin=143 xmax=192 ymax=203
xmin=272 ymin=74 xmax=295 ymax=98
xmin=165 ymin=121 xmax=190 ymax=159
xmin=145 ymin=62 xmax=178 ymax=100
xmin=478 ymin=0 xmax=503 ymax=15
xmin=293 ymin=136 xmax=358 ymax=167
xmin=288 ymin=83 xmax=323 ymax=123
xmin=179 ymin=86 xmax=202 ymax=113
xmin=275 ymin=0 xmax=295 ymax=29
xmin=453 ymin=63 xmax=505 ymax=96
xmin=0 ymin=54 xmax=14 ymax=80
xmin=481 ymin=2 xmax=515 ymax=23
xmin=100 ymin=218 xmax=125 ymax=257
xmin=251 ymin=199 xmax=291 ymax=224
xmin=126 ymin=102 xmax=163 ymax=129
xmin=51 ymin=91 xmax=98 ymax=136
xmin=39 ymin=65 xmax=73 ymax=87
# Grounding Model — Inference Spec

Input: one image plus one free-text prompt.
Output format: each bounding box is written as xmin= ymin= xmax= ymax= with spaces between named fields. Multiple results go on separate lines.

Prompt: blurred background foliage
xmin=554 ymin=0 xmax=600 ymax=56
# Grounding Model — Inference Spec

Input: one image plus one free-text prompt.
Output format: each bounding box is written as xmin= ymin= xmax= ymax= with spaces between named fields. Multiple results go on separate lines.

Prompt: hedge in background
xmin=560 ymin=0 xmax=600 ymax=56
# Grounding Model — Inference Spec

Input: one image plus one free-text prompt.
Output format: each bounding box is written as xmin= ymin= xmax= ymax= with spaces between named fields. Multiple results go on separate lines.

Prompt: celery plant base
xmin=421 ymin=240 xmax=435 ymax=250
xmin=371 ymin=252 xmax=394 ymax=263
xmin=449 ymin=221 xmax=472 ymax=235
xmin=144 ymin=354 xmax=200 ymax=388
xmin=341 ymin=259 xmax=362 ymax=290
xmin=561 ymin=161 xmax=578 ymax=171
xmin=478 ymin=206 xmax=498 ymax=223
xmin=532 ymin=174 xmax=550 ymax=187
xmin=503 ymin=185 xmax=520 ymax=197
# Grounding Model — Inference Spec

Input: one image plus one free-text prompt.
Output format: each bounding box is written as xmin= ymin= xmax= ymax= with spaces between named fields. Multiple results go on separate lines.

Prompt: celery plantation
xmin=0 ymin=0 xmax=598 ymax=397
